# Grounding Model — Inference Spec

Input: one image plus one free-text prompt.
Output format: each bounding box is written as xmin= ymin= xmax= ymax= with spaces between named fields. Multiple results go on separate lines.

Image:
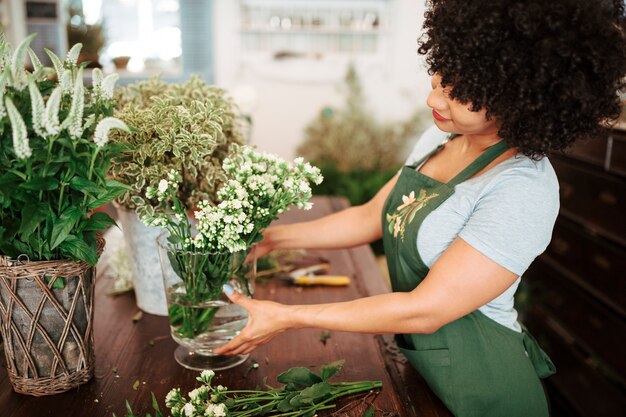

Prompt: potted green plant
xmin=109 ymin=76 xmax=248 ymax=316
xmin=0 ymin=34 xmax=128 ymax=396
xmin=297 ymin=65 xmax=426 ymax=253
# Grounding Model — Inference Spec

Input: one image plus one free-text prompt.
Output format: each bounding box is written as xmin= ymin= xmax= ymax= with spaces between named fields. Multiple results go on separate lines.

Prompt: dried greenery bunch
xmin=0 ymin=34 xmax=129 ymax=265
xmin=110 ymin=76 xmax=247 ymax=219
xmin=297 ymin=65 xmax=424 ymax=173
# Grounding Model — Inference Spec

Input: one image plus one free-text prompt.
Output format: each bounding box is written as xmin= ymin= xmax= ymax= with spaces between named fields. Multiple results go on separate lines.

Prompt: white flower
xmin=27 ymin=48 xmax=43 ymax=73
xmin=92 ymin=67 xmax=103 ymax=95
xmin=0 ymin=72 xmax=7 ymax=119
xmin=213 ymin=403 xmax=227 ymax=417
xmin=66 ymin=43 xmax=82 ymax=65
xmin=0 ymin=32 xmax=11 ymax=70
xmin=10 ymin=33 xmax=36 ymax=91
xmin=158 ymin=179 xmax=170 ymax=194
xmin=101 ymin=73 xmax=119 ymax=100
xmin=188 ymin=388 xmax=200 ymax=401
xmin=93 ymin=117 xmax=129 ymax=147
xmin=5 ymin=97 xmax=31 ymax=159
xmin=43 ymin=86 xmax=62 ymax=135
xmin=64 ymin=67 xmax=85 ymax=138
xmin=165 ymin=388 xmax=181 ymax=406
xmin=199 ymin=369 xmax=215 ymax=383
xmin=216 ymin=385 xmax=226 ymax=392
xmin=45 ymin=48 xmax=70 ymax=92
xmin=183 ymin=402 xmax=195 ymax=417
xmin=28 ymin=80 xmax=47 ymax=137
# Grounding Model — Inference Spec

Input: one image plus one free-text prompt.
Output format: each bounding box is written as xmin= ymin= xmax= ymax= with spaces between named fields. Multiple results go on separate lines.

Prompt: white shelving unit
xmin=239 ymin=0 xmax=389 ymax=58
xmin=24 ymin=0 xmax=67 ymax=67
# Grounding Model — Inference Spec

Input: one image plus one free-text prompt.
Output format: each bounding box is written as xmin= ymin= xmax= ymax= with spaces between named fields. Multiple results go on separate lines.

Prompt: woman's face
xmin=427 ymin=73 xmax=499 ymax=137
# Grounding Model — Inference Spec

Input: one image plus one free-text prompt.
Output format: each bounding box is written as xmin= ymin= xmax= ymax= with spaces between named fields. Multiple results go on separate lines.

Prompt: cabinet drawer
xmin=524 ymin=307 xmax=626 ymax=417
xmin=525 ymin=260 xmax=626 ymax=377
xmin=552 ymin=157 xmax=626 ymax=244
xmin=545 ymin=218 xmax=626 ymax=317
xmin=609 ymin=130 xmax=626 ymax=177
xmin=563 ymin=133 xmax=607 ymax=168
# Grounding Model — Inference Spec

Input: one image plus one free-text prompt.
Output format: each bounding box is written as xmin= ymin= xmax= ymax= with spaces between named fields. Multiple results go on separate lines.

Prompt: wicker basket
xmin=0 ymin=240 xmax=103 ymax=396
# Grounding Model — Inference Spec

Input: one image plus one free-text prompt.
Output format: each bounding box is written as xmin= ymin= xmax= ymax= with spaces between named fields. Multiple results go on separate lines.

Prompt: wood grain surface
xmin=0 ymin=196 xmax=452 ymax=417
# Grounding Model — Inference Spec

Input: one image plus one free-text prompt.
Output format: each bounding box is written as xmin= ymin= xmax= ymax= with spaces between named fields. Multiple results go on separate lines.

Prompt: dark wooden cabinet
xmin=522 ymin=128 xmax=626 ymax=417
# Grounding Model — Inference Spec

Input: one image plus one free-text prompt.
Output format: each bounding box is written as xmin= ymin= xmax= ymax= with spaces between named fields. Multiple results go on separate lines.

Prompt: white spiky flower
xmin=66 ymin=43 xmax=82 ymax=66
xmin=92 ymin=67 xmax=104 ymax=96
xmin=5 ymin=97 xmax=31 ymax=159
xmin=60 ymin=70 xmax=72 ymax=93
xmin=10 ymin=33 xmax=36 ymax=91
xmin=100 ymin=73 xmax=119 ymax=100
xmin=45 ymin=86 xmax=62 ymax=135
xmin=28 ymin=80 xmax=47 ymax=137
xmin=64 ymin=67 xmax=85 ymax=138
xmin=0 ymin=72 xmax=7 ymax=119
xmin=93 ymin=117 xmax=129 ymax=147
xmin=0 ymin=32 xmax=11 ymax=70
xmin=27 ymin=48 xmax=43 ymax=73
xmin=45 ymin=48 xmax=73 ymax=93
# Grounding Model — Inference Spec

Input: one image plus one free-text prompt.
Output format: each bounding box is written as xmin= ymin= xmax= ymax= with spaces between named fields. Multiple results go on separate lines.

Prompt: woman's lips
xmin=432 ymin=110 xmax=449 ymax=121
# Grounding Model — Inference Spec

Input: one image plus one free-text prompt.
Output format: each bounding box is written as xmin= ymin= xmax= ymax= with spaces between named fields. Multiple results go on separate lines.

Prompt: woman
xmin=215 ymin=1 xmax=626 ymax=416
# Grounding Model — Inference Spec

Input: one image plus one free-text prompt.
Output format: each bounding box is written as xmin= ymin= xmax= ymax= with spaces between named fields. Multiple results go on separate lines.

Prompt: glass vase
xmin=156 ymin=233 xmax=256 ymax=371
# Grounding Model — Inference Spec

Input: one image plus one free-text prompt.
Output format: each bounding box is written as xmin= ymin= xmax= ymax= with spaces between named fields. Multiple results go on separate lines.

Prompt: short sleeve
xmin=458 ymin=166 xmax=560 ymax=276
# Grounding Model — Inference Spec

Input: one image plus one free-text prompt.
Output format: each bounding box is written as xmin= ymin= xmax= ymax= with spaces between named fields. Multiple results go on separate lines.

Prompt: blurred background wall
xmin=1 ymin=0 xmax=431 ymax=160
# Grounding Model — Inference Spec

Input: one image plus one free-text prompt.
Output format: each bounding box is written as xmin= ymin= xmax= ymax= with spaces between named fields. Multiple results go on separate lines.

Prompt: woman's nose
xmin=427 ymin=87 xmax=448 ymax=111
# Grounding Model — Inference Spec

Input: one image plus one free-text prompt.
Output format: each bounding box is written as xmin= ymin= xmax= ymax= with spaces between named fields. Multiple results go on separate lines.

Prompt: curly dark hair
xmin=418 ymin=0 xmax=626 ymax=158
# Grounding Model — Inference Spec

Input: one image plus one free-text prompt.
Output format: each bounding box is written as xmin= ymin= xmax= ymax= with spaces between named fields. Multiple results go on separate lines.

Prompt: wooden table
xmin=0 ymin=197 xmax=452 ymax=417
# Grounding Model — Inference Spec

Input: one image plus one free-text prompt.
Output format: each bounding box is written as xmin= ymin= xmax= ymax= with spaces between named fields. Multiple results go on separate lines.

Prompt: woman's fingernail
xmin=223 ymin=284 xmax=234 ymax=295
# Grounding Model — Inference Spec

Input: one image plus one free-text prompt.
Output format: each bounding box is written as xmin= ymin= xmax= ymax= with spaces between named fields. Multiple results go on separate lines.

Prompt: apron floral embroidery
xmin=386 ymin=189 xmax=439 ymax=240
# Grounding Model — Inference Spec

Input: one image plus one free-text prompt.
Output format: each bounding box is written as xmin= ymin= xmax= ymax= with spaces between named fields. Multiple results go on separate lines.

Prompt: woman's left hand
xmin=213 ymin=287 xmax=293 ymax=356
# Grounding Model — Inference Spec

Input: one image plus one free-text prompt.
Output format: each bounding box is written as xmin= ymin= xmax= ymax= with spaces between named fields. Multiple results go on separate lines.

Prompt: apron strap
xmin=407 ymin=134 xmax=458 ymax=170
xmin=448 ymin=140 xmax=510 ymax=186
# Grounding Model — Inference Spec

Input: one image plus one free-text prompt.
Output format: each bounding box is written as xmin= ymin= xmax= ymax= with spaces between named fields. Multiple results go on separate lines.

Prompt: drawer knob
xmin=598 ymin=191 xmax=617 ymax=205
xmin=592 ymin=254 xmax=611 ymax=270
xmin=560 ymin=182 xmax=574 ymax=199
xmin=551 ymin=237 xmax=570 ymax=255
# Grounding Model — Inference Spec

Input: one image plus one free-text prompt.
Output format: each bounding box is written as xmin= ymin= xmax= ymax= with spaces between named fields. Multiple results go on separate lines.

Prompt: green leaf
xmin=45 ymin=276 xmax=65 ymax=289
xmin=50 ymin=206 xmax=82 ymax=250
xmin=83 ymin=212 xmax=117 ymax=231
xmin=59 ymin=235 xmax=99 ymax=265
xmin=150 ymin=392 xmax=164 ymax=417
xmin=276 ymin=392 xmax=298 ymax=412
xmin=277 ymin=366 xmax=322 ymax=391
xmin=69 ymin=175 xmax=103 ymax=194
xmin=362 ymin=405 xmax=376 ymax=417
xmin=289 ymin=382 xmax=333 ymax=406
xmin=20 ymin=176 xmax=59 ymax=191
xmin=320 ymin=359 xmax=345 ymax=381
xmin=18 ymin=203 xmax=49 ymax=240
xmin=0 ymin=172 xmax=20 ymax=191
xmin=105 ymin=178 xmax=133 ymax=190
xmin=88 ymin=187 xmax=128 ymax=209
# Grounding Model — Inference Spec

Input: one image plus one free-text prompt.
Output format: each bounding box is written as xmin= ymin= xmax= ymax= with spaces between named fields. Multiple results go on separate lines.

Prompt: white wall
xmin=213 ymin=0 xmax=431 ymax=160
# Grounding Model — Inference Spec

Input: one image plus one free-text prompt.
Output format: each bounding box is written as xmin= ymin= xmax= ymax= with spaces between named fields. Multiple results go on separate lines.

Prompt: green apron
xmin=382 ymin=137 xmax=556 ymax=417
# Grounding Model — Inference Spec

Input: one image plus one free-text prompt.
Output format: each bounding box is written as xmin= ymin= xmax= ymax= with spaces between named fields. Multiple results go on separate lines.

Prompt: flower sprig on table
xmin=116 ymin=360 xmax=382 ymax=417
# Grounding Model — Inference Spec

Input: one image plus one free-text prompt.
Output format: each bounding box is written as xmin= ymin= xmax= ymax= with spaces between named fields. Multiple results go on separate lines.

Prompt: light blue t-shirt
xmin=404 ymin=125 xmax=560 ymax=331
